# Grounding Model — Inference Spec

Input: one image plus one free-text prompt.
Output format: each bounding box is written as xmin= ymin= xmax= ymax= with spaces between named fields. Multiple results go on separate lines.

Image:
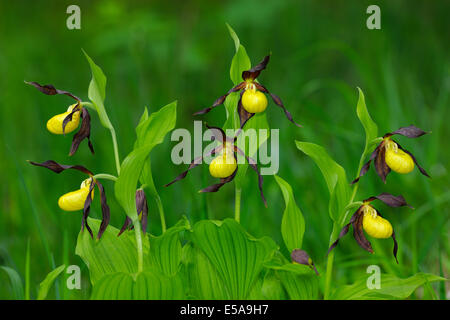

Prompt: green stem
xmin=235 ymin=187 xmax=242 ymax=223
xmin=93 ymin=173 xmax=118 ymax=181
xmin=324 ymin=150 xmax=365 ymax=299
xmin=155 ymin=195 xmax=167 ymax=233
xmin=133 ymin=217 xmax=144 ymax=273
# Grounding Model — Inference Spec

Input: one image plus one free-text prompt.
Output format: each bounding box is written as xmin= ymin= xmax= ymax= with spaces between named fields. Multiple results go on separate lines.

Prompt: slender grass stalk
xmin=25 ymin=239 xmax=30 ymax=300
xmin=155 ymin=195 xmax=167 ymax=233
xmin=235 ymin=187 xmax=242 ymax=223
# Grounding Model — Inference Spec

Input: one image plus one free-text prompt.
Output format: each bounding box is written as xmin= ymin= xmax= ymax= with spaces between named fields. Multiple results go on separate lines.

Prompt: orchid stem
xmin=93 ymin=173 xmax=117 ymax=181
xmin=155 ymin=195 xmax=167 ymax=233
xmin=235 ymin=187 xmax=242 ymax=223
xmin=133 ymin=217 xmax=144 ymax=273
xmin=324 ymin=150 xmax=365 ymax=299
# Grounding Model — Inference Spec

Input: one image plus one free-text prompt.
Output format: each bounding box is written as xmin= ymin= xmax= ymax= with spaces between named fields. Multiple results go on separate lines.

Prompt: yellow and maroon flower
xmin=26 ymin=81 xmax=94 ymax=156
xmin=29 ymin=160 xmax=110 ymax=239
xmin=165 ymin=124 xmax=267 ymax=206
xmin=193 ymin=55 xmax=302 ymax=129
xmin=352 ymin=125 xmax=430 ymax=184
xmin=327 ymin=193 xmax=413 ymax=263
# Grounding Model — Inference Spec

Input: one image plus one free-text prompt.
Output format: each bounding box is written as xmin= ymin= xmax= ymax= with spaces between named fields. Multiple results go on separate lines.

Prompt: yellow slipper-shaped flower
xmin=46 ymin=104 xmax=81 ymax=135
xmin=58 ymin=179 xmax=94 ymax=211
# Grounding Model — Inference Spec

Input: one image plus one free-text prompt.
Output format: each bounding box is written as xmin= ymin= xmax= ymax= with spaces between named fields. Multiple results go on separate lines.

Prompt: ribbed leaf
xmin=75 ymin=218 xmax=149 ymax=285
xmin=148 ymin=216 xmax=190 ymax=276
xmin=295 ymin=141 xmax=351 ymax=222
xmin=274 ymin=175 xmax=305 ymax=252
xmin=356 ymin=87 xmax=378 ymax=154
xmin=331 ymin=272 xmax=446 ymax=300
xmin=115 ymin=101 xmax=177 ymax=219
xmin=189 ymin=219 xmax=278 ymax=299
xmin=91 ymin=271 xmax=185 ymax=300
xmin=37 ymin=265 xmax=66 ymax=300
xmin=271 ymin=263 xmax=318 ymax=300
xmin=0 ymin=266 xmax=24 ymax=300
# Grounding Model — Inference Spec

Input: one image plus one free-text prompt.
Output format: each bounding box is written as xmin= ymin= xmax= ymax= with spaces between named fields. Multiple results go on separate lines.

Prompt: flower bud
xmin=58 ymin=178 xmax=94 ymax=211
xmin=242 ymin=88 xmax=268 ymax=113
xmin=46 ymin=104 xmax=81 ymax=135
xmin=362 ymin=205 xmax=393 ymax=239
xmin=384 ymin=140 xmax=415 ymax=174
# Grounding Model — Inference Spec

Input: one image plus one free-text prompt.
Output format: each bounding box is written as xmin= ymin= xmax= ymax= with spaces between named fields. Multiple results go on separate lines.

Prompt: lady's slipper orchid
xmin=327 ymin=193 xmax=413 ymax=263
xmin=29 ymin=160 xmax=110 ymax=239
xmin=165 ymin=125 xmax=267 ymax=206
xmin=193 ymin=55 xmax=301 ymax=129
xmin=26 ymin=81 xmax=94 ymax=156
xmin=118 ymin=189 xmax=149 ymax=236
xmin=352 ymin=125 xmax=430 ymax=184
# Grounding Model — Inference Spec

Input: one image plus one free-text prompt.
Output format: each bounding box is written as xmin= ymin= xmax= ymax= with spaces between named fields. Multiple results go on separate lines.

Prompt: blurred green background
xmin=0 ymin=0 xmax=448 ymax=299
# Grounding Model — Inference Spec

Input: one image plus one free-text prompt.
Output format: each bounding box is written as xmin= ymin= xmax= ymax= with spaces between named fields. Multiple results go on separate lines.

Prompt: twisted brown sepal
xmin=291 ymin=249 xmax=319 ymax=275
xmin=69 ymin=108 xmax=94 ymax=156
xmin=254 ymin=83 xmax=302 ymax=128
xmin=327 ymin=208 xmax=360 ymax=256
xmin=62 ymin=102 xmax=82 ymax=135
xmin=164 ymin=146 xmax=221 ymax=187
xmin=237 ymin=90 xmax=254 ymax=129
xmin=118 ymin=189 xmax=148 ymax=236
xmin=364 ymin=192 xmax=413 ymax=209
xmin=241 ymin=55 xmax=270 ymax=81
xmin=25 ymin=81 xmax=81 ymax=101
xmin=234 ymin=145 xmax=267 ymax=207
xmin=82 ymin=178 xmax=96 ymax=239
xmin=193 ymin=82 xmax=246 ymax=115
xmin=199 ymin=167 xmax=237 ymax=193
xmin=28 ymin=160 xmax=93 ymax=176
xmin=396 ymin=142 xmax=430 ymax=178
xmin=351 ymin=144 xmax=382 ymax=184
xmin=353 ymin=213 xmax=374 ymax=254
xmin=386 ymin=125 xmax=429 ymax=139
xmin=374 ymin=142 xmax=391 ymax=183
xmin=392 ymin=230 xmax=399 ymax=264
xmin=95 ymin=180 xmax=111 ymax=240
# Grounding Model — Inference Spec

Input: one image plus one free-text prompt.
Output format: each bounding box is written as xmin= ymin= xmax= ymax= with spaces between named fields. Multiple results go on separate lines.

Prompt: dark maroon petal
xmin=62 ymin=103 xmax=82 ymax=135
xmin=327 ymin=208 xmax=360 ymax=255
xmin=374 ymin=144 xmax=390 ymax=183
xmin=392 ymin=230 xmax=399 ymax=264
xmin=351 ymin=144 xmax=381 ymax=184
xmin=391 ymin=125 xmax=428 ymax=138
xmin=234 ymin=146 xmax=267 ymax=207
xmin=118 ymin=216 xmax=132 ymax=236
xmin=29 ymin=160 xmax=93 ymax=176
xmin=193 ymin=82 xmax=245 ymax=115
xmin=69 ymin=108 xmax=94 ymax=156
xmin=199 ymin=168 xmax=237 ymax=193
xmin=95 ymin=180 xmax=111 ymax=240
xmin=81 ymin=179 xmax=96 ymax=239
xmin=135 ymin=189 xmax=148 ymax=235
xmin=140 ymin=194 xmax=149 ymax=234
xmin=397 ymin=143 xmax=431 ymax=178
xmin=205 ymin=124 xmax=226 ymax=144
xmin=25 ymin=81 xmax=81 ymax=101
xmin=366 ymin=192 xmax=414 ymax=209
xmin=353 ymin=214 xmax=373 ymax=253
xmin=165 ymin=146 xmax=221 ymax=187
xmin=242 ymin=55 xmax=270 ymax=80
xmin=237 ymin=90 xmax=255 ymax=129
xmin=254 ymin=83 xmax=302 ymax=127
xmin=291 ymin=249 xmax=319 ymax=275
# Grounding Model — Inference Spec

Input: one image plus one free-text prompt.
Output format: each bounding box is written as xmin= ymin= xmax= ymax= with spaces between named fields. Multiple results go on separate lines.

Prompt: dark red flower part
xmin=291 ymin=249 xmax=319 ymax=275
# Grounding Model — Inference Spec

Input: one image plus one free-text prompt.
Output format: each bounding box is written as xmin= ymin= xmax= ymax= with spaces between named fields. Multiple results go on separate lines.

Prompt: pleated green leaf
xmin=295 ymin=141 xmax=351 ymax=222
xmin=189 ymin=219 xmax=278 ymax=299
xmin=0 ymin=266 xmax=24 ymax=300
xmin=274 ymin=175 xmax=305 ymax=252
xmin=331 ymin=272 xmax=447 ymax=300
xmin=269 ymin=263 xmax=319 ymax=300
xmin=37 ymin=264 xmax=66 ymax=300
xmin=75 ymin=218 xmax=149 ymax=285
xmin=90 ymin=271 xmax=185 ymax=300
xmin=356 ymin=87 xmax=378 ymax=155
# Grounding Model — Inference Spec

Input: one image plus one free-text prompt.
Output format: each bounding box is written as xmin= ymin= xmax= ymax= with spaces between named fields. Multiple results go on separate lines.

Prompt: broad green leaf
xmin=356 ymin=87 xmax=378 ymax=155
xmin=115 ymin=101 xmax=177 ymax=218
xmin=331 ymin=272 xmax=447 ymax=300
xmin=37 ymin=265 xmax=66 ymax=300
xmin=148 ymin=216 xmax=190 ymax=276
xmin=83 ymin=50 xmax=112 ymax=129
xmin=248 ymin=269 xmax=287 ymax=300
xmin=295 ymin=141 xmax=351 ymax=222
xmin=0 ymin=266 xmax=24 ymax=299
xmin=75 ymin=218 xmax=149 ymax=285
xmin=274 ymin=175 xmax=305 ymax=252
xmin=227 ymin=24 xmax=251 ymax=85
xmin=181 ymin=242 xmax=229 ymax=299
xmin=189 ymin=219 xmax=278 ymax=299
xmin=271 ymin=263 xmax=319 ymax=300
xmin=91 ymin=271 xmax=185 ymax=300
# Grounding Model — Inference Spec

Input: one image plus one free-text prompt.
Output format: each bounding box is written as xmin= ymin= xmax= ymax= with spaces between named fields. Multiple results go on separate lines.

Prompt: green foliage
xmin=37 ymin=264 xmax=66 ymax=300
xmin=0 ymin=266 xmax=24 ymax=300
xmin=274 ymin=175 xmax=305 ymax=252
xmin=331 ymin=273 xmax=447 ymax=300
xmin=356 ymin=87 xmax=379 ymax=155
xmin=295 ymin=141 xmax=351 ymax=222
